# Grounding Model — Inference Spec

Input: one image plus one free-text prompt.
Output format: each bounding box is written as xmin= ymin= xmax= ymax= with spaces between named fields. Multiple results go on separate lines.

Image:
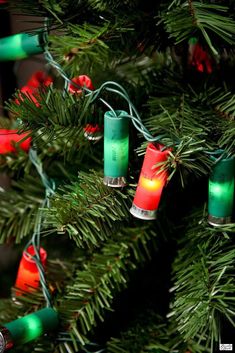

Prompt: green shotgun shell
xmin=103 ymin=110 xmax=129 ymax=187
xmin=208 ymin=151 xmax=235 ymax=226
xmin=0 ymin=31 xmax=46 ymax=61
xmin=0 ymin=308 xmax=59 ymax=352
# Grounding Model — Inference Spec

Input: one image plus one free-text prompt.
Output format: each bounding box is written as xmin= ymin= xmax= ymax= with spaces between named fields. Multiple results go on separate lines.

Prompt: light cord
xmin=24 ymin=148 xmax=55 ymax=307
xmin=43 ymin=47 xmax=166 ymax=143
xmin=43 ymin=40 xmax=227 ymax=158
xmin=25 ymin=25 xmax=225 ymax=309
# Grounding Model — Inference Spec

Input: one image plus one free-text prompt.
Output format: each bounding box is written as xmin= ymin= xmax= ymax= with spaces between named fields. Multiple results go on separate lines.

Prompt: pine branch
xmin=0 ymin=299 xmax=24 ymax=322
xmin=107 ymin=312 xmax=171 ymax=353
xmin=5 ymin=87 xmax=101 ymax=153
xmin=10 ymin=224 xmax=155 ymax=352
xmin=166 ymin=137 xmax=212 ymax=186
xmin=44 ymin=170 xmax=131 ymax=249
xmin=0 ymin=150 xmax=30 ymax=174
xmin=86 ymin=0 xmax=139 ymax=12
xmin=145 ymin=74 xmax=223 ymax=146
xmin=56 ymin=225 xmax=157 ymax=343
xmin=169 ymin=209 xmax=235 ymax=351
xmin=49 ymin=23 xmax=111 ymax=77
xmin=162 ymin=2 xmax=235 ymax=55
xmin=141 ymin=94 xmax=215 ymax=186
xmin=8 ymin=1 xmax=94 ymax=25
xmin=146 ymin=95 xmax=210 ymax=142
xmin=218 ymin=121 xmax=235 ymax=155
xmin=207 ymin=88 xmax=235 ymax=154
xmin=0 ymin=176 xmax=45 ymax=243
xmin=106 ymin=308 xmax=212 ymax=353
xmin=211 ymin=90 xmax=235 ymax=120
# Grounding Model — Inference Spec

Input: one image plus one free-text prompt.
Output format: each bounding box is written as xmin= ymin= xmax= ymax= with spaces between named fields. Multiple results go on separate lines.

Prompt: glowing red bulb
xmin=68 ymin=75 xmax=94 ymax=94
xmin=26 ymin=71 xmax=53 ymax=88
xmin=14 ymin=245 xmax=47 ymax=296
xmin=0 ymin=129 xmax=31 ymax=154
xmin=130 ymin=143 xmax=169 ymax=220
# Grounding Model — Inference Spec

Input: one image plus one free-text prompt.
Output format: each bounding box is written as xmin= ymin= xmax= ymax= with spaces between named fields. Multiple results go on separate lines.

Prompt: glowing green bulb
xmin=103 ymin=110 xmax=129 ymax=187
xmin=0 ymin=32 xmax=46 ymax=61
xmin=208 ymin=152 xmax=235 ymax=226
xmin=209 ymin=180 xmax=234 ymax=214
xmin=1 ymin=308 xmax=58 ymax=350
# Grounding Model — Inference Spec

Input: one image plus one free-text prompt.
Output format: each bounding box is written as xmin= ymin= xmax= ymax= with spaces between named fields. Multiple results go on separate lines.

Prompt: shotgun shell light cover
xmin=0 ymin=308 xmax=59 ymax=352
xmin=0 ymin=129 xmax=31 ymax=154
xmin=103 ymin=110 xmax=129 ymax=187
xmin=14 ymin=245 xmax=47 ymax=296
xmin=130 ymin=143 xmax=169 ymax=220
xmin=83 ymin=124 xmax=103 ymax=141
xmin=0 ymin=32 xmax=46 ymax=61
xmin=208 ymin=152 xmax=235 ymax=226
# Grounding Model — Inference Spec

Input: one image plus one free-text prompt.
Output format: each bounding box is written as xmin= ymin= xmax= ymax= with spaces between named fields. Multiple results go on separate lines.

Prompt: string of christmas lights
xmin=0 ymin=21 xmax=225 ymax=153
xmin=0 ymin=148 xmax=58 ymax=352
xmin=0 ymin=13 xmax=234 ymax=353
xmin=43 ymin=45 xmax=235 ymax=223
xmin=21 ymin=148 xmax=55 ymax=307
xmin=11 ymin=148 xmax=55 ymax=306
xmin=0 ymin=21 xmax=234 ymax=223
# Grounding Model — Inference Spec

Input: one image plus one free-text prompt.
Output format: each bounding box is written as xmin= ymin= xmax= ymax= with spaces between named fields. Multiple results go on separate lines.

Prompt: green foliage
xmin=211 ymin=90 xmax=235 ymax=120
xmin=1 ymin=1 xmax=235 ymax=353
xmin=49 ymin=23 xmax=111 ymax=77
xmin=106 ymin=308 xmax=213 ymax=353
xmin=107 ymin=312 xmax=171 ymax=353
xmin=145 ymin=75 xmax=223 ymax=147
xmin=57 ymin=225 xmax=157 ymax=341
xmin=210 ymin=90 xmax=235 ymax=154
xmin=141 ymin=90 xmax=218 ymax=186
xmin=6 ymin=87 xmax=100 ymax=155
xmin=169 ymin=210 xmax=235 ymax=351
xmin=9 ymin=0 xmax=92 ymax=24
xmin=87 ymin=0 xmax=139 ymax=12
xmin=0 ymin=176 xmax=44 ymax=243
xmin=0 ymin=299 xmax=23 ymax=323
xmin=221 ymin=119 xmax=235 ymax=153
xmin=44 ymin=170 xmax=131 ymax=249
xmin=146 ymin=95 xmax=209 ymax=143
xmin=162 ymin=2 xmax=235 ymax=55
xmin=166 ymin=137 xmax=212 ymax=186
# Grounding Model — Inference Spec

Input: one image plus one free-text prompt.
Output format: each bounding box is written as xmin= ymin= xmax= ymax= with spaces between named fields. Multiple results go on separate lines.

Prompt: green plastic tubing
xmin=0 ymin=32 xmax=45 ymax=61
xmin=4 ymin=308 xmax=59 ymax=346
xmin=104 ymin=110 xmax=129 ymax=178
xmin=208 ymin=152 xmax=235 ymax=219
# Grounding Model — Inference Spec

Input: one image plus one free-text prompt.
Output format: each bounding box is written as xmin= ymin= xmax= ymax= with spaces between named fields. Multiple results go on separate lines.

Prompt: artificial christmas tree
xmin=0 ymin=1 xmax=235 ymax=353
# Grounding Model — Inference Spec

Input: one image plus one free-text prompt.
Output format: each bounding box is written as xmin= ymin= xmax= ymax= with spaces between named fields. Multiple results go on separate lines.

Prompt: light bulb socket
xmin=84 ymin=130 xmax=103 ymax=141
xmin=0 ymin=327 xmax=14 ymax=353
xmin=129 ymin=204 xmax=157 ymax=220
xmin=208 ymin=214 xmax=232 ymax=227
xmin=103 ymin=176 xmax=126 ymax=187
